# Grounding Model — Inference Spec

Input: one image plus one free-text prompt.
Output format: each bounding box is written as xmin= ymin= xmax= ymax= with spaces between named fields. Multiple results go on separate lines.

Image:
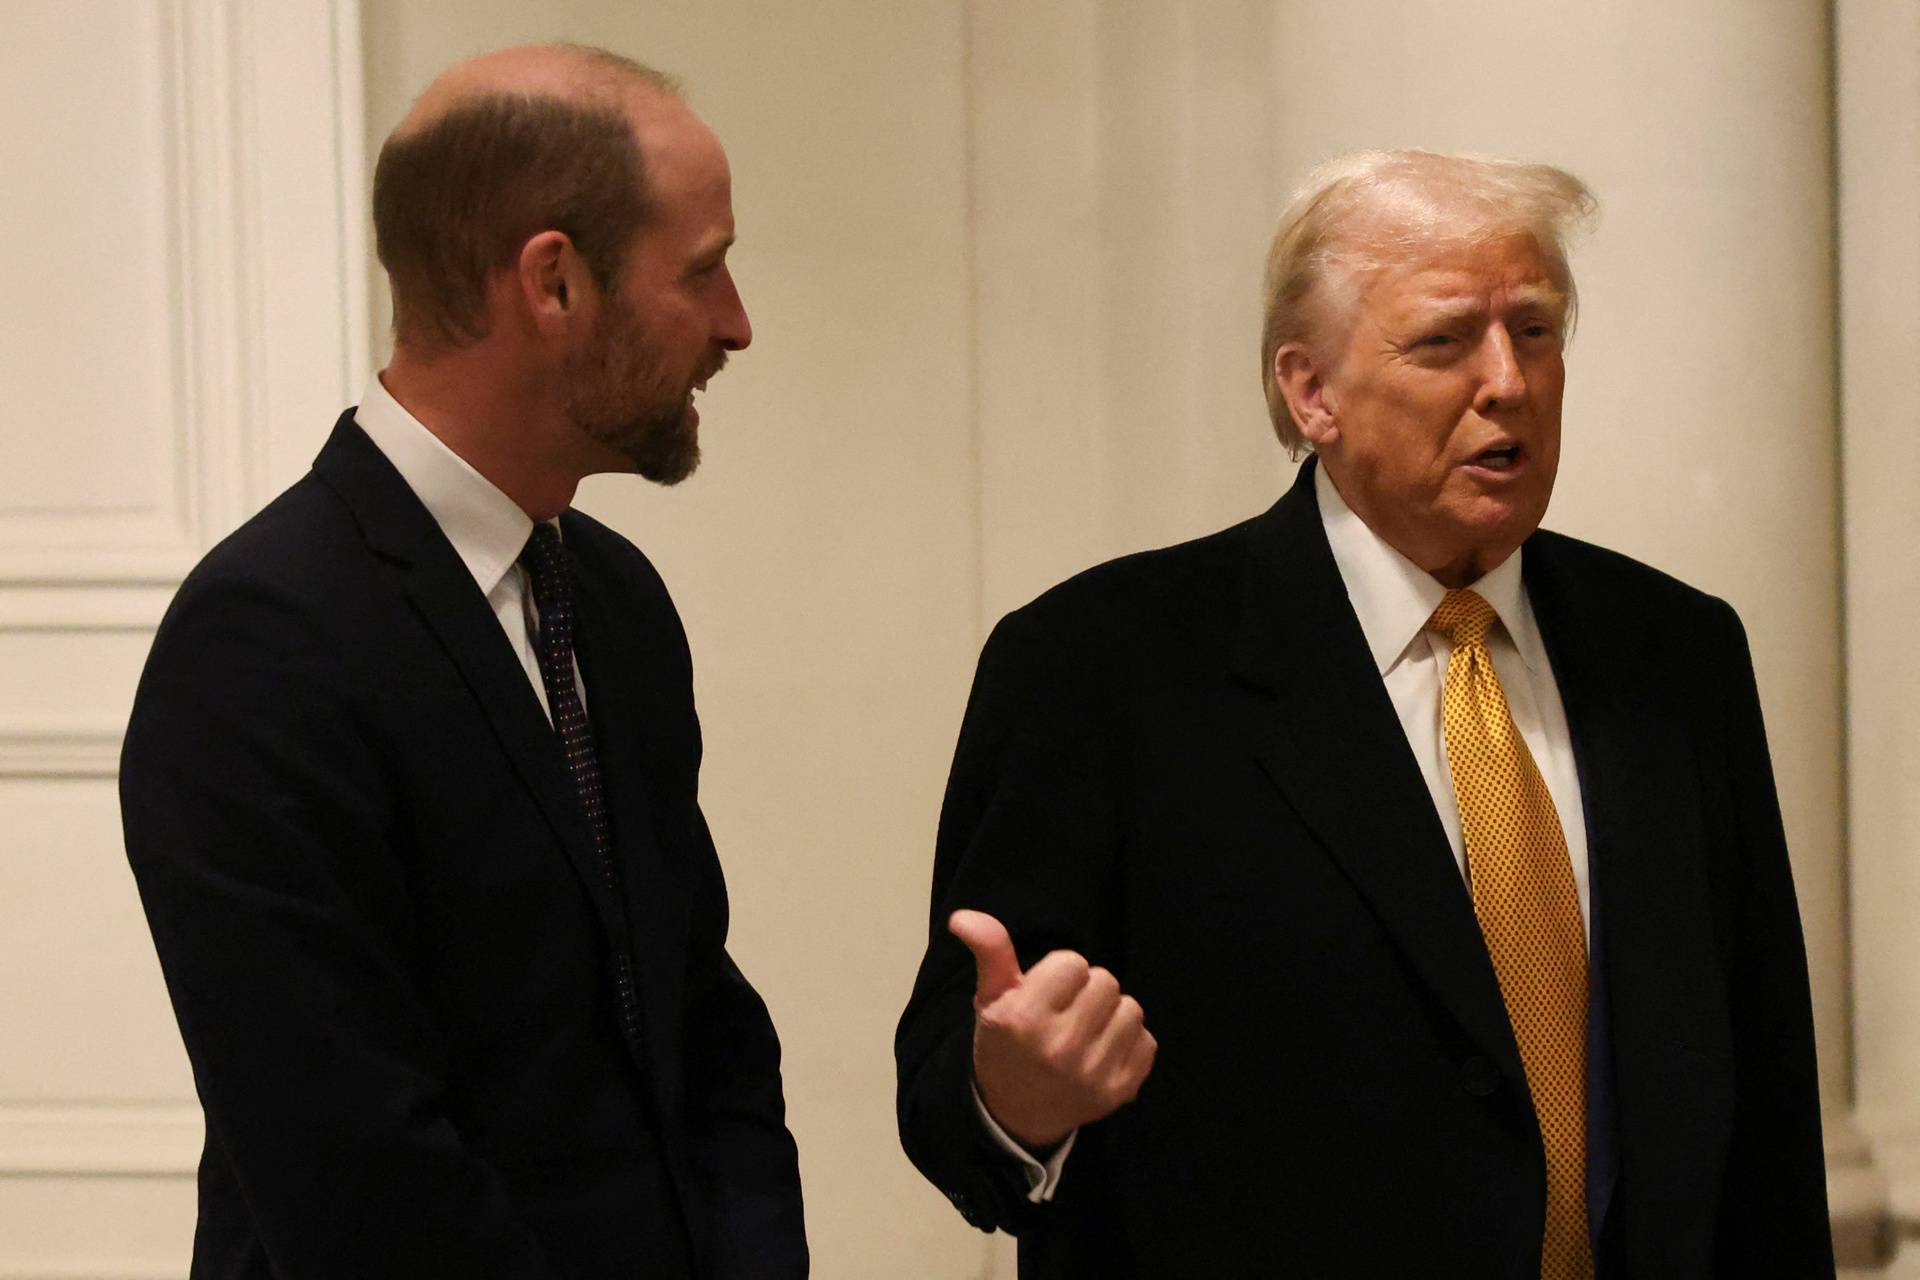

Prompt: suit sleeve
xmin=120 ymin=573 xmax=561 ymax=1279
xmin=895 ymin=607 xmax=1123 ymax=1236
xmin=680 ymin=806 xmax=810 ymax=1279
xmin=1703 ymin=600 xmax=1835 ymax=1277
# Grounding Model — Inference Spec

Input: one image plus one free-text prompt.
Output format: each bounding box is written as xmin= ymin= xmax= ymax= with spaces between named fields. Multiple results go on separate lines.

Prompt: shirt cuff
xmin=970 ymin=1081 xmax=1077 ymax=1203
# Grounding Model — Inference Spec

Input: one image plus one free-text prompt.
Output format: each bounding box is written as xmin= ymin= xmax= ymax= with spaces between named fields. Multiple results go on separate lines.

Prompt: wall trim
xmin=0 ymin=588 xmax=174 ymax=634
xmin=0 ymin=0 xmax=367 ymax=593
xmin=0 ymin=727 xmax=125 ymax=781
xmin=0 ymin=1103 xmax=200 ymax=1178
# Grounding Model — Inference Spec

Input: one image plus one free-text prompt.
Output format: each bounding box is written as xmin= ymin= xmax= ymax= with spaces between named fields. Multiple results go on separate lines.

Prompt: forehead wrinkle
xmin=1389 ymin=275 xmax=1567 ymax=322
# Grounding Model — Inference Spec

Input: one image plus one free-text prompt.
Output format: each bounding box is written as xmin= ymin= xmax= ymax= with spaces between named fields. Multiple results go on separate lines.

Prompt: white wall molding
xmin=0 ymin=727 xmax=125 ymax=781
xmin=0 ymin=588 xmax=174 ymax=634
xmin=0 ymin=0 xmax=245 ymax=589
xmin=0 ymin=3 xmax=364 ymax=1272
xmin=0 ymin=0 xmax=367 ymax=593
xmin=0 ymin=1104 xmax=200 ymax=1179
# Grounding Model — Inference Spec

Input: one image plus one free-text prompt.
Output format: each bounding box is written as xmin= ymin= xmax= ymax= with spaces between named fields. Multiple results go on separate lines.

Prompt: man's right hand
xmin=948 ymin=908 xmax=1157 ymax=1151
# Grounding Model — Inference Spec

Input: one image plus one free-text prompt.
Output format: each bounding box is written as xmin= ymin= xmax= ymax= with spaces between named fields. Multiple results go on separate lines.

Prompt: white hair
xmin=1260 ymin=149 xmax=1598 ymax=453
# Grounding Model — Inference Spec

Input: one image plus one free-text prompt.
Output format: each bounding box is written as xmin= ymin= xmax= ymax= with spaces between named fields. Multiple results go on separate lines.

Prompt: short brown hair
xmin=373 ymin=53 xmax=681 ymax=348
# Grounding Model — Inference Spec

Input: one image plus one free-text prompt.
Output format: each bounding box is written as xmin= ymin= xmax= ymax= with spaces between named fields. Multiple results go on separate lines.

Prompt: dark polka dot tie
xmin=519 ymin=523 xmax=642 ymax=1051
xmin=1428 ymin=589 xmax=1591 ymax=1280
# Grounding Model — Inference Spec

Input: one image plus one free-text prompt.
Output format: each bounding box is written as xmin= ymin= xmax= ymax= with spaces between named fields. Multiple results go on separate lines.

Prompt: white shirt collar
xmin=1313 ymin=460 xmax=1547 ymax=676
xmin=352 ymin=374 xmax=536 ymax=596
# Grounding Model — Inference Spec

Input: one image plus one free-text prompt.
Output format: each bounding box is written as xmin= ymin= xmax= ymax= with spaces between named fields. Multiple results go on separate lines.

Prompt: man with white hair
xmin=122 ymin=45 xmax=806 ymax=1277
xmin=897 ymin=150 xmax=1832 ymax=1277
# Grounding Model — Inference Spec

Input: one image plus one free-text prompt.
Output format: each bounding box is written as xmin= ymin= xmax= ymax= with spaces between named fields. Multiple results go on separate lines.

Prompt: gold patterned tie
xmin=1428 ymin=589 xmax=1592 ymax=1280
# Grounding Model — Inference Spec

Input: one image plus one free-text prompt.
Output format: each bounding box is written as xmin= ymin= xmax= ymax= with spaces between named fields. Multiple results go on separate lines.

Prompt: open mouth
xmin=1471 ymin=444 xmax=1523 ymax=472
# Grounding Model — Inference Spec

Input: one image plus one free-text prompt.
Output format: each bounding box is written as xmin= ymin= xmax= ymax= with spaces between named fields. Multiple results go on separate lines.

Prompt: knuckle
xmin=1040 ymin=1035 xmax=1078 ymax=1075
xmin=991 ymin=1004 xmax=1046 ymax=1046
xmin=1030 ymin=950 xmax=1091 ymax=994
xmin=976 ymin=999 xmax=1020 ymax=1035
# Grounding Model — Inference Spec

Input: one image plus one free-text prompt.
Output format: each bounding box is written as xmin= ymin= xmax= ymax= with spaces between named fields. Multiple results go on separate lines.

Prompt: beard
xmin=563 ymin=292 xmax=720 ymax=486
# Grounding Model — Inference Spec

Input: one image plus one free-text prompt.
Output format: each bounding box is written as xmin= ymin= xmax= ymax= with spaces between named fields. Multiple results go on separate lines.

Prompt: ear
xmin=1274 ymin=342 xmax=1340 ymax=449
xmin=514 ymin=230 xmax=589 ymax=337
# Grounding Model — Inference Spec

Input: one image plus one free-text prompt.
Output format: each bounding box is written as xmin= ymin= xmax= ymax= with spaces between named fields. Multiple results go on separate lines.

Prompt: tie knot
xmin=518 ymin=522 xmax=570 ymax=612
xmin=1427 ymin=588 xmax=1498 ymax=647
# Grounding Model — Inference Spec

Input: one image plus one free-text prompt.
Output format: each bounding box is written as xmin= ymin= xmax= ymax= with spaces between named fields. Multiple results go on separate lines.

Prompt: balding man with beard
xmin=120 ymin=45 xmax=806 ymax=1278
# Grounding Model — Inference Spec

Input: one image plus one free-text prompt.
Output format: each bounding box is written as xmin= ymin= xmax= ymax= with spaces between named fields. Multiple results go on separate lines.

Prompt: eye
xmin=1418 ymin=332 xmax=1456 ymax=348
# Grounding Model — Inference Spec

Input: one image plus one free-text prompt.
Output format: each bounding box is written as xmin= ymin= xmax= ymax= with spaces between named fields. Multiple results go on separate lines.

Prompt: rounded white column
xmin=1839 ymin=0 xmax=1920 ymax=1253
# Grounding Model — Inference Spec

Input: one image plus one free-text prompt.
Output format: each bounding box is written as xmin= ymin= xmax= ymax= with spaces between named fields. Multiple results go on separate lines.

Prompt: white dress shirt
xmin=996 ymin=465 xmax=1595 ymax=1203
xmin=352 ymin=374 xmax=579 ymax=723
xmin=1314 ymin=463 xmax=1591 ymax=938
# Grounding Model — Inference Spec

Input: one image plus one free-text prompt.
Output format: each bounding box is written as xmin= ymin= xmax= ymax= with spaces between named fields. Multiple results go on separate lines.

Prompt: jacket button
xmin=1460 ymin=1055 xmax=1501 ymax=1097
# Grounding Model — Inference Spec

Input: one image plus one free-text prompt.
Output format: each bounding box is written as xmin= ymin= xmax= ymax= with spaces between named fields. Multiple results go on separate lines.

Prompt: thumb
xmin=948 ymin=909 xmax=1023 ymax=1007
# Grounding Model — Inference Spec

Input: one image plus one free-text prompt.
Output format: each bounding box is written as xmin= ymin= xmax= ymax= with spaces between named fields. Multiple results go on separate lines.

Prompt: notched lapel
xmin=402 ymin=568 xmax=629 ymax=946
xmin=1231 ymin=463 xmax=1527 ymax=1087
xmin=311 ymin=416 xmax=628 ymax=954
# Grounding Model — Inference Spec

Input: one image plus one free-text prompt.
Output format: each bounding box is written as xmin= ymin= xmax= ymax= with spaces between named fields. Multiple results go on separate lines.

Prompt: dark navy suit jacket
xmin=897 ymin=457 xmax=1831 ymax=1278
xmin=122 ymin=414 xmax=807 ymax=1278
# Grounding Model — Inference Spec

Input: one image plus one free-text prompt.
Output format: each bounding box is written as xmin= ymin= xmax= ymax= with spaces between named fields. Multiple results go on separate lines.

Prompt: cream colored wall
xmin=1 ymin=0 xmax=1908 ymax=1274
xmin=0 ymin=2 xmax=367 ymax=1275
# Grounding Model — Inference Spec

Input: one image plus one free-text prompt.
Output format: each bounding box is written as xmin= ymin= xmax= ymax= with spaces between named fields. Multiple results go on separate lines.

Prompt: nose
xmin=715 ymin=267 xmax=751 ymax=352
xmin=1473 ymin=325 xmax=1527 ymax=415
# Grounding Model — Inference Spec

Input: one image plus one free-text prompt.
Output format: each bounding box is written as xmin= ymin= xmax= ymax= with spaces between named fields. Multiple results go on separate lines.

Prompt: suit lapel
xmin=1233 ymin=460 xmax=1527 ymax=1087
xmin=310 ymin=415 xmax=627 ymax=953
xmin=564 ymin=524 xmax=694 ymax=1067
xmin=1524 ymin=538 xmax=1735 ymax=1262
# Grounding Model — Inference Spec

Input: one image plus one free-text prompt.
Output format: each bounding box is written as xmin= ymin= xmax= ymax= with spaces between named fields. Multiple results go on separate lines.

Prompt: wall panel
xmin=0 ymin=2 xmax=367 ymax=1273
